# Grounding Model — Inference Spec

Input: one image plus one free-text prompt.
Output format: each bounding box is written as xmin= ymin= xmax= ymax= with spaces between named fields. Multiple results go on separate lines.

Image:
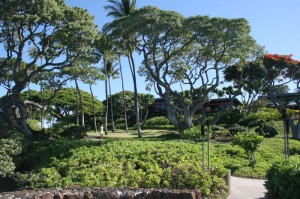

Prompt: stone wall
xmin=0 ymin=188 xmax=204 ymax=199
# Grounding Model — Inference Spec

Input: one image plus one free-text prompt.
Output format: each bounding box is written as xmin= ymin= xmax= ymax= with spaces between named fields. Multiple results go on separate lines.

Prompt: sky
xmin=1 ymin=0 xmax=300 ymax=101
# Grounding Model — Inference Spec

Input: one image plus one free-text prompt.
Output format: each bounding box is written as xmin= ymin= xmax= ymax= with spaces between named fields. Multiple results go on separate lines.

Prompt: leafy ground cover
xmin=18 ymin=128 xmax=300 ymax=198
xmin=22 ymin=140 xmax=228 ymax=198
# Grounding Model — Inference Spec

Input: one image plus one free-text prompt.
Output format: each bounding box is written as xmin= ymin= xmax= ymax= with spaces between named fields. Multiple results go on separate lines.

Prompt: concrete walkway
xmin=227 ymin=176 xmax=267 ymax=199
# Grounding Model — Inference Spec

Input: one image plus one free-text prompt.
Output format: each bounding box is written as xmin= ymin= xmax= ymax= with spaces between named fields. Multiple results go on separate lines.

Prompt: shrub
xmin=0 ymin=123 xmax=24 ymax=178
xmin=183 ymin=126 xmax=201 ymax=142
xmin=145 ymin=116 xmax=170 ymax=126
xmin=49 ymin=123 xmax=89 ymax=139
xmin=250 ymin=108 xmax=281 ymax=122
xmin=228 ymin=124 xmax=248 ymax=135
xmin=217 ymin=109 xmax=246 ymax=126
xmin=142 ymin=116 xmax=175 ymax=129
xmin=23 ymin=140 xmax=228 ymax=198
xmin=239 ymin=117 xmax=264 ymax=128
xmin=265 ymin=157 xmax=300 ymax=199
xmin=255 ymin=121 xmax=279 ymax=138
xmin=61 ymin=125 xmax=89 ymax=139
xmin=233 ymin=131 xmax=264 ymax=166
xmin=210 ymin=125 xmax=231 ymax=140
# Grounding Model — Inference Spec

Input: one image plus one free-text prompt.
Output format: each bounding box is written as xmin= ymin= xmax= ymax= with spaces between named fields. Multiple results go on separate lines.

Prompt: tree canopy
xmin=106 ymin=6 xmax=257 ymax=130
xmin=0 ymin=0 xmax=99 ymax=138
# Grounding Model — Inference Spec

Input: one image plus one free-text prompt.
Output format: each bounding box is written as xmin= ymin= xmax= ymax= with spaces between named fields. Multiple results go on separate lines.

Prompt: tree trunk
xmin=128 ymin=52 xmax=142 ymax=138
xmin=104 ymin=68 xmax=108 ymax=135
xmin=40 ymin=84 xmax=44 ymax=128
xmin=0 ymin=96 xmax=34 ymax=139
xmin=76 ymin=85 xmax=80 ymax=126
xmin=119 ymin=57 xmax=129 ymax=132
xmin=89 ymin=84 xmax=98 ymax=132
xmin=75 ymin=78 xmax=85 ymax=127
xmin=289 ymin=118 xmax=300 ymax=140
xmin=108 ymin=76 xmax=115 ymax=131
xmin=183 ymin=105 xmax=193 ymax=128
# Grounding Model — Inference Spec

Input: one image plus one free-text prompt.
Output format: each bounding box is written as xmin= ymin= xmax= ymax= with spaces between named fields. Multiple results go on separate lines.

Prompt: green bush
xmin=255 ymin=121 xmax=279 ymax=138
xmin=210 ymin=125 xmax=231 ymax=140
xmin=0 ymin=123 xmax=24 ymax=178
xmin=183 ymin=126 xmax=201 ymax=142
xmin=265 ymin=157 xmax=300 ymax=199
xmin=217 ymin=109 xmax=246 ymax=126
xmin=49 ymin=123 xmax=89 ymax=139
xmin=22 ymin=140 xmax=228 ymax=198
xmin=142 ymin=116 xmax=174 ymax=129
xmin=228 ymin=124 xmax=248 ymax=135
xmin=145 ymin=116 xmax=170 ymax=126
xmin=239 ymin=117 xmax=264 ymax=128
xmin=61 ymin=125 xmax=89 ymax=139
xmin=249 ymin=108 xmax=281 ymax=122
xmin=233 ymin=131 xmax=264 ymax=166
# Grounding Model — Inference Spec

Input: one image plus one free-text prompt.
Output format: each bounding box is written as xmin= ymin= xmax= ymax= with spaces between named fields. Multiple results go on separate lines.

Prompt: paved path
xmin=227 ymin=176 xmax=267 ymax=199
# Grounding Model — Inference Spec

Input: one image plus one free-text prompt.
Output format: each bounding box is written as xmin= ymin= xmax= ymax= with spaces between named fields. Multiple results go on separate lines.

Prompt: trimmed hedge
xmin=265 ymin=157 xmax=300 ymax=199
xmin=22 ymin=140 xmax=228 ymax=198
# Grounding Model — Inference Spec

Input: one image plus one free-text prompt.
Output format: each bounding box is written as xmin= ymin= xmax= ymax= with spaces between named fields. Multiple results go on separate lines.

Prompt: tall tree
xmin=230 ymin=54 xmax=300 ymax=139
xmin=84 ymin=66 xmax=103 ymax=132
xmin=0 ymin=0 xmax=99 ymax=139
xmin=106 ymin=6 xmax=256 ymax=132
xmin=118 ymin=55 xmax=129 ymax=131
xmin=103 ymin=0 xmax=143 ymax=137
xmin=101 ymin=59 xmax=119 ymax=131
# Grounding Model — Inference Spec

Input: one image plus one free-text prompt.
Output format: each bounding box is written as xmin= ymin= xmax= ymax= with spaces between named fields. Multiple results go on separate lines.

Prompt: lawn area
xmin=87 ymin=128 xmax=179 ymax=139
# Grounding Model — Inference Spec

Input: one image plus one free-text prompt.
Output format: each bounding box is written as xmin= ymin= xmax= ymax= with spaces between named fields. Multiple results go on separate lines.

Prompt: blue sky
xmin=64 ymin=0 xmax=300 ymax=101
xmin=1 ymin=0 xmax=299 ymax=101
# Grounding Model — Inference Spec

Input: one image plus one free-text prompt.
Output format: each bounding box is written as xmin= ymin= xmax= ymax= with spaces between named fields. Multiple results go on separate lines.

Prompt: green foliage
xmin=0 ymin=123 xmax=24 ymax=178
xmin=26 ymin=119 xmax=42 ymax=132
xmin=233 ymin=131 xmax=264 ymax=166
xmin=183 ymin=126 xmax=201 ymax=142
xmin=23 ymin=140 xmax=227 ymax=198
xmin=49 ymin=123 xmax=89 ymax=139
xmin=249 ymin=108 xmax=281 ymax=121
xmin=104 ymin=91 xmax=154 ymax=126
xmin=265 ymin=157 xmax=300 ymax=199
xmin=217 ymin=109 xmax=246 ymax=127
xmin=255 ymin=121 xmax=279 ymax=138
xmin=210 ymin=125 xmax=231 ymax=140
xmin=144 ymin=116 xmax=170 ymax=126
xmin=228 ymin=124 xmax=248 ymax=135
xmin=61 ymin=125 xmax=89 ymax=139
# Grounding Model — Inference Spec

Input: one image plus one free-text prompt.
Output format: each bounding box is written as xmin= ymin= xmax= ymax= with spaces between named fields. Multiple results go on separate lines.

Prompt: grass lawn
xmin=87 ymin=128 xmax=179 ymax=139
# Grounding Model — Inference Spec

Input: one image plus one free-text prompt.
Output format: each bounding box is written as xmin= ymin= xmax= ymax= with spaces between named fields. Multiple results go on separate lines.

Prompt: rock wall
xmin=0 ymin=188 xmax=204 ymax=199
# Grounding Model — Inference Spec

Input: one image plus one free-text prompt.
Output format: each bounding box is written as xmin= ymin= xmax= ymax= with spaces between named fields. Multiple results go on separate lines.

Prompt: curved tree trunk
xmin=0 ymin=95 xmax=34 ymax=140
xmin=119 ymin=57 xmax=129 ymax=132
xmin=89 ymin=84 xmax=98 ymax=132
xmin=108 ymin=76 xmax=115 ymax=131
xmin=75 ymin=78 xmax=85 ymax=127
xmin=183 ymin=105 xmax=193 ymax=128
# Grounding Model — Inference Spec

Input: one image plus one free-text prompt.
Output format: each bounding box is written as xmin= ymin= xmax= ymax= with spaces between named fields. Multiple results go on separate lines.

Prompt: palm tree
xmin=104 ymin=0 xmax=143 ymax=138
xmin=118 ymin=55 xmax=129 ymax=132
xmin=104 ymin=0 xmax=136 ymax=18
xmin=101 ymin=59 xmax=120 ymax=132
